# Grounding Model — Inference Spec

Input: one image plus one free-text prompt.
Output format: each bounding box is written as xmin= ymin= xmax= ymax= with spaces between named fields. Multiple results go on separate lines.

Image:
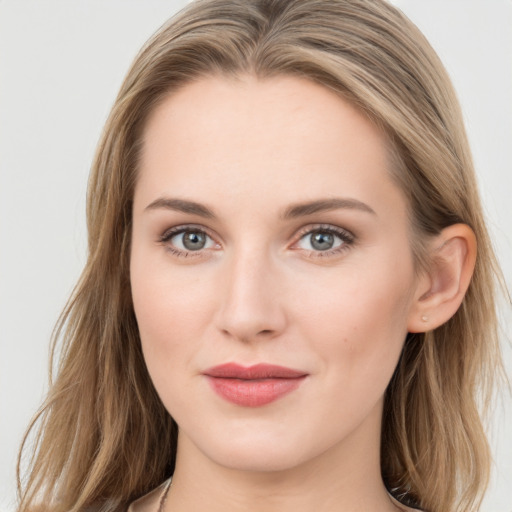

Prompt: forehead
xmin=136 ymin=74 xmax=406 ymax=221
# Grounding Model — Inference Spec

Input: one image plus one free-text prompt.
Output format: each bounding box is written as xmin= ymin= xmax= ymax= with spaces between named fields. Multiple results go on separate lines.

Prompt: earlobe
xmin=408 ymin=224 xmax=477 ymax=333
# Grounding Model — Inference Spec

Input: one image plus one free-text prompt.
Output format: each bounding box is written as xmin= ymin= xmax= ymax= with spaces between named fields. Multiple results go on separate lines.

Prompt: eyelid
xmin=161 ymin=224 xmax=206 ymax=240
xmin=295 ymin=223 xmax=354 ymax=239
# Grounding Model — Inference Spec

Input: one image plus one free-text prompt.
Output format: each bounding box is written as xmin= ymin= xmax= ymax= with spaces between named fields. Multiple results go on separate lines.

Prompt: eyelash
xmin=158 ymin=223 xmax=355 ymax=259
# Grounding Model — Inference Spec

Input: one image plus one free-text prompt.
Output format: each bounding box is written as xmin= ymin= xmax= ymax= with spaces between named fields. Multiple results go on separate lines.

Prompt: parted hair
xmin=18 ymin=1 xmax=504 ymax=512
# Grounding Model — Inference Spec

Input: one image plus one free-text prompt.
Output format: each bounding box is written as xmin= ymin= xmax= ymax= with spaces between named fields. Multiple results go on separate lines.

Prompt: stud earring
xmin=421 ymin=315 xmax=428 ymax=322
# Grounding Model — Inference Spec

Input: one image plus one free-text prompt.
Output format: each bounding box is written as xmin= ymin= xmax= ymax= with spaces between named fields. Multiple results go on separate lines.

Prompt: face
xmin=130 ymin=75 xmax=421 ymax=473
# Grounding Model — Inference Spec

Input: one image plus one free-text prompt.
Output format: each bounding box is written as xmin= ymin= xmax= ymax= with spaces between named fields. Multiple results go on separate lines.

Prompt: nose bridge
xmin=216 ymin=243 xmax=286 ymax=341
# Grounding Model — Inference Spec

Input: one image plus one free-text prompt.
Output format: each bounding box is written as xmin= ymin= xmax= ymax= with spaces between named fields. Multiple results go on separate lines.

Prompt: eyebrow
xmin=282 ymin=198 xmax=376 ymax=218
xmin=144 ymin=197 xmax=215 ymax=218
xmin=144 ymin=196 xmax=376 ymax=219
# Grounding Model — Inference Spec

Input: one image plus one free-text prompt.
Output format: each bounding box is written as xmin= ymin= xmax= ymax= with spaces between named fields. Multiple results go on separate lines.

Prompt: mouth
xmin=203 ymin=363 xmax=308 ymax=407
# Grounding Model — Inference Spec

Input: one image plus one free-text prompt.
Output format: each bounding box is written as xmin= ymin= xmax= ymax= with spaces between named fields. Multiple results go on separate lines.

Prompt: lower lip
xmin=206 ymin=376 xmax=306 ymax=407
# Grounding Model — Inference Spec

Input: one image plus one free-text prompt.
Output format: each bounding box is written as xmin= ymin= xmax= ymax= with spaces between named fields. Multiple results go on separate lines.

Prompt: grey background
xmin=1 ymin=1 xmax=510 ymax=510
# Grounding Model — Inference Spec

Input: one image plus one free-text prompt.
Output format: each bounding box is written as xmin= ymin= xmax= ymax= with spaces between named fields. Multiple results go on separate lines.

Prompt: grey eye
xmin=310 ymin=231 xmax=335 ymax=250
xmin=182 ymin=231 xmax=206 ymax=250
xmin=170 ymin=230 xmax=214 ymax=251
xmin=297 ymin=229 xmax=345 ymax=252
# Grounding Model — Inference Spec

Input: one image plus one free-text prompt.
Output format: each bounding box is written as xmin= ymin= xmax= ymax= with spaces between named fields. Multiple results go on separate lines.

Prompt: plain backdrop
xmin=0 ymin=1 xmax=511 ymax=511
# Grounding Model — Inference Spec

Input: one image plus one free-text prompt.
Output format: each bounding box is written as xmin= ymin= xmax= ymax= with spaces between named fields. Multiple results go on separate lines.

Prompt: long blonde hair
xmin=18 ymin=1 xmax=505 ymax=511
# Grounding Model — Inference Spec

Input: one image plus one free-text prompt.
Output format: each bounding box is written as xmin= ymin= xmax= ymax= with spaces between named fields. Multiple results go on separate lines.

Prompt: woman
xmin=17 ymin=1 xmax=506 ymax=511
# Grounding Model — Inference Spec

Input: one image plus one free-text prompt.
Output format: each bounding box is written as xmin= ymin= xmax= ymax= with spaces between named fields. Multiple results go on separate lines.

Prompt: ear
xmin=407 ymin=224 xmax=477 ymax=333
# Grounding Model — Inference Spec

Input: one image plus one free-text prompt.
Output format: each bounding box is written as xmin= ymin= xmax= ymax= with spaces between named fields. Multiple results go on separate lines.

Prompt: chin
xmin=182 ymin=426 xmax=316 ymax=473
xmin=210 ymin=446 xmax=309 ymax=473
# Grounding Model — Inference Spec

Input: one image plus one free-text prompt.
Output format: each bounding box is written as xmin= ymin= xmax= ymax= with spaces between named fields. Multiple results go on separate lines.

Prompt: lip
xmin=203 ymin=363 xmax=308 ymax=407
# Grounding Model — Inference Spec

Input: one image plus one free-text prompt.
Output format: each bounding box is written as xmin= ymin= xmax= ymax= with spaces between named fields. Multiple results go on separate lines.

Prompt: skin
xmin=130 ymin=75 xmax=474 ymax=512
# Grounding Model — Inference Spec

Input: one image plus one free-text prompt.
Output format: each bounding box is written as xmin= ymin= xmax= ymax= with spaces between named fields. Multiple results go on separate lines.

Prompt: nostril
xmin=220 ymin=327 xmax=278 ymax=343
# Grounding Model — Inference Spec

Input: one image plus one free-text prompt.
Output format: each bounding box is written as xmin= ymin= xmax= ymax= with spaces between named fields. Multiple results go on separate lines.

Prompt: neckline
xmin=157 ymin=478 xmax=172 ymax=512
xmin=150 ymin=478 xmax=422 ymax=512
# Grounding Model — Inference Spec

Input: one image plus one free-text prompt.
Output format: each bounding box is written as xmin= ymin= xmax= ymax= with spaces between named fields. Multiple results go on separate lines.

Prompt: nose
xmin=215 ymin=248 xmax=287 ymax=343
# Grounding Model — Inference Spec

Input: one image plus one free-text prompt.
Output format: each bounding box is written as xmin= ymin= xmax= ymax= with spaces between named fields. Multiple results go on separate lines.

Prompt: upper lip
xmin=203 ymin=363 xmax=308 ymax=379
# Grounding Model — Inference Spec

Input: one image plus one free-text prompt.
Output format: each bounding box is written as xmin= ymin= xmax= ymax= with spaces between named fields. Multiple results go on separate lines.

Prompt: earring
xmin=421 ymin=315 xmax=428 ymax=322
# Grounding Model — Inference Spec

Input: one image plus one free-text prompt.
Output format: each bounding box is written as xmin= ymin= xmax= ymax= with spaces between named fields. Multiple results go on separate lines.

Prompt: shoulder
xmin=127 ymin=479 xmax=171 ymax=512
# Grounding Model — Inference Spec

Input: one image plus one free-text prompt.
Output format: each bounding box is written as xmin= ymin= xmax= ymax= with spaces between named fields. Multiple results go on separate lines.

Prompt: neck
xmin=164 ymin=407 xmax=402 ymax=512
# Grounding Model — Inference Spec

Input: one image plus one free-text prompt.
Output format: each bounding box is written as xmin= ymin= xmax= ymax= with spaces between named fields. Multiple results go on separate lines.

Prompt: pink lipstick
xmin=203 ymin=363 xmax=307 ymax=407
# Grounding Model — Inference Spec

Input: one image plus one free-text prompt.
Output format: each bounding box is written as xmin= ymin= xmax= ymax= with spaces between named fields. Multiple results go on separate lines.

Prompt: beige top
xmin=127 ymin=480 xmax=170 ymax=512
xmin=126 ymin=479 xmax=421 ymax=512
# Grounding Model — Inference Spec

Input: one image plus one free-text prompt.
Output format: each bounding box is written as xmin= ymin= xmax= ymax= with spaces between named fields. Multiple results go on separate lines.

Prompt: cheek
xmin=130 ymin=264 xmax=216 ymax=420
xmin=295 ymin=255 xmax=415 ymax=385
xmin=130 ymin=249 xmax=216 ymax=381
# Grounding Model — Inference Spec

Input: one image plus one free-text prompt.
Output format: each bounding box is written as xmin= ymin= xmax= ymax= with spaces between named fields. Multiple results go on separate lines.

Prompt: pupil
xmin=311 ymin=231 xmax=334 ymax=251
xmin=183 ymin=231 xmax=206 ymax=250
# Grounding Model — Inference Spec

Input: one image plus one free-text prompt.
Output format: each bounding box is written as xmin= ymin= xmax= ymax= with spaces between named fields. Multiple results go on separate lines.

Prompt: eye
xmin=160 ymin=226 xmax=218 ymax=255
xmin=294 ymin=225 xmax=354 ymax=255
xmin=173 ymin=230 xmax=210 ymax=251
